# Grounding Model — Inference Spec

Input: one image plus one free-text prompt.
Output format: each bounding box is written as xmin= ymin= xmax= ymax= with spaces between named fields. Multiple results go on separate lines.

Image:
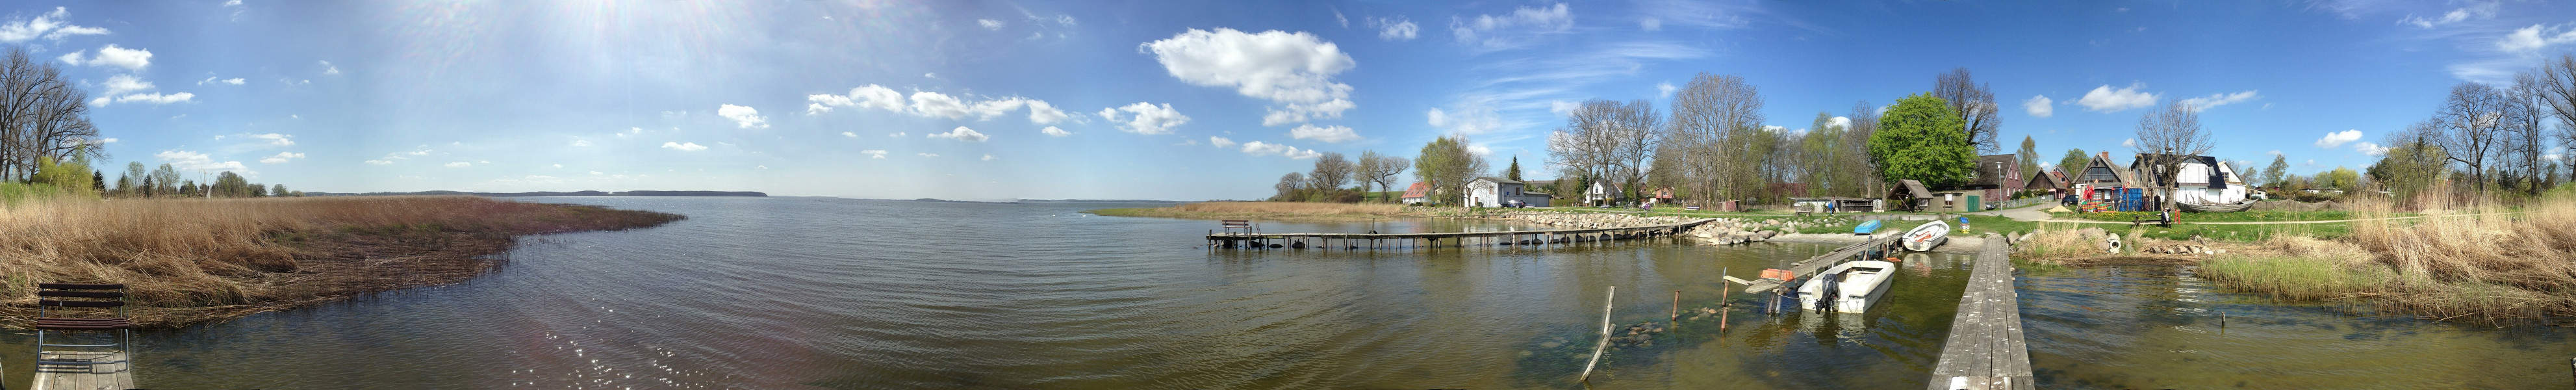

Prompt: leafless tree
xmin=1667 ymin=73 xmax=1763 ymax=205
xmin=1605 ymin=99 xmax=1661 ymax=198
xmin=2538 ymin=54 xmax=2576 ymax=181
xmin=2134 ymin=101 xmax=2211 ymax=209
xmin=1275 ymin=172 xmax=1306 ymax=200
xmin=1843 ymin=100 xmax=1881 ymax=196
xmin=0 ymin=47 xmax=101 ymax=180
xmin=2506 ymin=72 xmax=2548 ymax=192
xmin=1548 ymin=100 xmax=1621 ymax=181
xmin=1934 ymin=68 xmax=2001 ymax=153
xmin=1358 ymin=150 xmax=1408 ymax=202
xmin=2436 ymin=82 xmax=2509 ymax=195
xmin=1307 ymin=151 xmax=1354 ymax=191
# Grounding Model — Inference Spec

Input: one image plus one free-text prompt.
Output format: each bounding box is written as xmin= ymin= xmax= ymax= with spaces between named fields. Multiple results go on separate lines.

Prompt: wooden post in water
xmin=1718 ymin=266 xmax=1731 ymax=331
xmin=1670 ymin=290 xmax=1679 ymax=321
xmin=1579 ymin=286 xmax=1616 ymax=383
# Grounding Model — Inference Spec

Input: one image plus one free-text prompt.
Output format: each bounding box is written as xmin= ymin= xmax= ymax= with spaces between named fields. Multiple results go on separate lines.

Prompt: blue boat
xmin=1852 ymin=220 xmax=1883 ymax=236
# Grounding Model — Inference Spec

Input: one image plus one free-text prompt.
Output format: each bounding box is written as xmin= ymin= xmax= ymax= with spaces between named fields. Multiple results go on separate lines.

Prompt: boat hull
xmin=1796 ymin=261 xmax=1898 ymax=314
xmin=1901 ymin=220 xmax=1950 ymax=252
xmin=1852 ymin=220 xmax=1883 ymax=236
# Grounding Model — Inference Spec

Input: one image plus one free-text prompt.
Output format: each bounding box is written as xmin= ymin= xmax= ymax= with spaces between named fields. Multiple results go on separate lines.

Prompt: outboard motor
xmin=1813 ymin=272 xmax=1843 ymax=311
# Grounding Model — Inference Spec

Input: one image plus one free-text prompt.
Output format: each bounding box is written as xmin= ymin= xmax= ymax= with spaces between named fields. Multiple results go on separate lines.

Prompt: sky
xmin=25 ymin=1 xmax=2576 ymax=200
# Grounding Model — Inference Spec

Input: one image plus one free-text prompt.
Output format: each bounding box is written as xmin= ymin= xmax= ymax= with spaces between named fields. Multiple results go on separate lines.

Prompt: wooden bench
xmin=2129 ymin=209 xmax=2174 ymax=228
xmin=1219 ymin=220 xmax=1256 ymax=235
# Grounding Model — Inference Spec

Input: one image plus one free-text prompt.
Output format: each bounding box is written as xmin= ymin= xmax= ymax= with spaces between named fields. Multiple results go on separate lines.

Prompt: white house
xmin=1465 ymin=177 xmax=1551 ymax=207
xmin=1582 ymin=179 xmax=1623 ymax=206
xmin=2130 ymin=153 xmax=2249 ymax=205
xmin=1399 ymin=182 xmax=1431 ymax=205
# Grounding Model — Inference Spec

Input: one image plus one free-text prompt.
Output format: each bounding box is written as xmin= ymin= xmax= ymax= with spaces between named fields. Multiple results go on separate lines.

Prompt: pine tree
xmin=1504 ymin=157 xmax=1522 ymax=181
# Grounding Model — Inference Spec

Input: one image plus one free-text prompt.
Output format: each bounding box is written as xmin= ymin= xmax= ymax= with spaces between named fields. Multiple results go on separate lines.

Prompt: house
xmin=1884 ymin=179 xmax=1933 ymax=212
xmin=1963 ymin=154 xmax=2024 ymax=202
xmin=2071 ymin=151 xmax=2137 ymax=202
xmin=2022 ymin=169 xmax=2067 ymax=198
xmin=2128 ymin=153 xmax=2249 ymax=205
xmin=1644 ymin=187 xmax=1677 ymax=207
xmin=1399 ymin=182 xmax=1432 ymax=205
xmin=1465 ymin=177 xmax=1552 ymax=207
xmin=1583 ymin=180 xmax=1624 ymax=206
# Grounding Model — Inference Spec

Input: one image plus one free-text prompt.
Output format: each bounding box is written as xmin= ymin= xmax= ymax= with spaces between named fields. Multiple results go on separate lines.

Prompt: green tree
xmin=1414 ymin=135 xmax=1488 ymax=207
xmin=2369 ymin=133 xmax=2449 ymax=202
xmin=1503 ymin=156 xmax=1522 ymax=181
xmin=2015 ymin=135 xmax=2040 ymax=177
xmin=34 ymin=156 xmax=95 ymax=196
xmin=2321 ymin=167 xmax=2362 ymax=193
xmin=123 ymin=162 xmax=146 ymax=196
xmin=149 ymin=164 xmax=181 ymax=196
xmin=2056 ymin=148 xmax=2089 ymax=176
xmin=273 ymin=184 xmax=289 ymax=197
xmin=2264 ymin=155 xmax=2290 ymax=187
xmin=1868 ymin=93 xmax=1976 ymax=188
xmin=212 ymin=171 xmax=252 ymax=198
xmin=250 ymin=183 xmax=268 ymax=197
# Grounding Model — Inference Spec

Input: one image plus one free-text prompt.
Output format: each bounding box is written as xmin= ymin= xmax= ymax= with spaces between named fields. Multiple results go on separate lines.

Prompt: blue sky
xmin=29 ymin=1 xmax=2576 ymax=200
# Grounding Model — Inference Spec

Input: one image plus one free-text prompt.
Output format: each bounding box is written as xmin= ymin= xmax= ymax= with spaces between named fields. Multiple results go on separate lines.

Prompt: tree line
xmin=0 ymin=45 xmax=301 ymax=200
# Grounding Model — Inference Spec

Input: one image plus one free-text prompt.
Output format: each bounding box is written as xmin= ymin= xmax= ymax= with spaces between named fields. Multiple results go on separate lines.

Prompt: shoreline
xmin=0 ymin=196 xmax=682 ymax=329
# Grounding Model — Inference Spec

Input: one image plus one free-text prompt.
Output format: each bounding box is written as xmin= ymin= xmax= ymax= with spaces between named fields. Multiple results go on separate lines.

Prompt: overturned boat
xmin=1901 ymin=220 xmax=1950 ymax=252
xmin=1852 ymin=220 xmax=1883 ymax=236
xmin=2177 ymin=200 xmax=2256 ymax=213
xmin=1796 ymin=260 xmax=1896 ymax=313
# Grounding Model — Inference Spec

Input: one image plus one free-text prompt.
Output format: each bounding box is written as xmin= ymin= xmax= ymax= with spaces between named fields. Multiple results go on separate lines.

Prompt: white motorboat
xmin=1901 ymin=220 xmax=1950 ymax=252
xmin=1796 ymin=260 xmax=1896 ymax=313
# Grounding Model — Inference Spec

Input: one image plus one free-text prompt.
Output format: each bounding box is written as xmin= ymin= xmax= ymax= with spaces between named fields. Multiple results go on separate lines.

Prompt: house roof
xmin=1894 ymin=179 xmax=1932 ymax=198
xmin=1974 ymin=154 xmax=2018 ymax=187
xmin=1470 ymin=176 xmax=1525 ymax=185
xmin=2076 ymin=151 xmax=2137 ymax=187
xmin=1401 ymin=182 xmax=1431 ymax=198
xmin=2127 ymin=153 xmax=2224 ymax=187
xmin=2024 ymin=169 xmax=2065 ymax=189
xmin=1589 ymin=179 xmax=1623 ymax=194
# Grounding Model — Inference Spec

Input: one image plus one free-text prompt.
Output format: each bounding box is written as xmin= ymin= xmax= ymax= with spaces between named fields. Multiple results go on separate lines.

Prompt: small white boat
xmin=1796 ymin=260 xmax=1897 ymax=313
xmin=1901 ymin=220 xmax=1950 ymax=252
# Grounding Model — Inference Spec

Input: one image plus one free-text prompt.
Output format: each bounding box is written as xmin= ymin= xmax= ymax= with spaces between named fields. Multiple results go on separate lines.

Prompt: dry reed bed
xmin=0 ymin=196 xmax=680 ymax=328
xmin=1089 ymin=201 xmax=1418 ymax=220
xmin=2200 ymin=194 xmax=2576 ymax=325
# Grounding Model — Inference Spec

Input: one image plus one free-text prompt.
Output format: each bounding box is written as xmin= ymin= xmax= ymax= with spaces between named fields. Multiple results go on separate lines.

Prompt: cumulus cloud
xmin=2022 ymin=95 xmax=2053 ymax=118
xmin=1041 ymin=126 xmax=1071 ymax=136
xmin=2076 ymin=83 xmax=2158 ymax=112
xmin=861 ymin=150 xmax=888 ymax=159
xmin=1449 ymin=3 xmax=1574 ymax=52
xmin=1656 ymin=82 xmax=1677 ymax=97
xmin=661 ymin=141 xmax=708 ymax=151
xmin=2356 ymin=142 xmax=2390 ymax=156
xmin=2314 ymin=129 xmax=2362 ymax=148
xmin=1209 ymin=136 xmax=1237 ymax=148
xmin=1142 ymin=28 xmax=1356 ymax=126
xmin=1098 ymin=102 xmax=1190 ymax=135
xmin=1828 ymin=116 xmax=1852 ymax=129
xmin=2178 ymin=90 xmax=2260 ymax=111
xmin=978 ymin=19 xmax=1004 ymax=30
xmin=839 ymin=131 xmax=856 ymax=138
xmin=103 ymin=74 xmax=153 ymax=95
xmin=2499 ymin=23 xmax=2576 ymax=53
xmin=1240 ymin=141 xmax=1323 ymax=159
xmin=247 ymin=133 xmax=294 ymax=146
xmin=1289 ymin=124 xmax=1360 ymax=143
xmin=258 ymin=151 xmax=304 ymax=164
xmin=2121 ymin=138 xmax=2139 ymax=148
xmin=105 ymin=92 xmax=192 ymax=105
xmin=0 ymin=7 xmax=110 ymax=42
xmin=155 ymin=150 xmax=253 ymax=176
xmin=928 ymin=126 xmax=989 ymax=142
xmin=59 ymin=44 xmax=152 ymax=71
xmin=806 ymin=84 xmax=906 ymax=114
xmin=806 ymin=85 xmax=1072 ymax=125
xmin=717 ymin=104 xmax=769 ymax=128
xmin=444 ymin=161 xmax=471 ymax=168
xmin=318 ymin=60 xmax=340 ymax=75
xmin=1368 ymin=16 xmax=1419 ymax=41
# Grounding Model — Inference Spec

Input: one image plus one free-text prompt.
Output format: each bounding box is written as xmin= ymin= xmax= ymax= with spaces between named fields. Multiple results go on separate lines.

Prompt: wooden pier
xmin=31 ymin=350 xmax=133 ymax=390
xmin=1735 ymin=233 xmax=1904 ymax=294
xmin=1205 ymin=218 xmax=1716 ymax=250
xmin=1926 ymin=235 xmax=2033 ymax=390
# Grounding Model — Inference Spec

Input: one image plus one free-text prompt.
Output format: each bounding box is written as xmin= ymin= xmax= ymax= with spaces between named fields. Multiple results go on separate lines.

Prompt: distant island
xmin=305 ymin=190 xmax=769 ymax=197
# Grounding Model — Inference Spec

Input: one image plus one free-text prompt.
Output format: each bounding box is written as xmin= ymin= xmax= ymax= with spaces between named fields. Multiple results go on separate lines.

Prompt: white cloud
xmin=258 ymin=151 xmax=305 ymax=164
xmin=661 ymin=142 xmax=708 ymax=151
xmin=1369 ymin=16 xmax=1419 ymax=41
xmin=918 ymin=153 xmax=939 ymax=158
xmin=927 ymin=126 xmax=989 ymax=142
xmin=981 ymin=154 xmax=997 ymax=161
xmin=2401 ymin=3 xmax=2495 ymax=29
xmin=840 ymin=131 xmax=856 ymax=138
xmin=1240 ymin=141 xmax=1323 ymax=159
xmin=155 ymin=150 xmax=253 ymax=176
xmin=0 ymin=7 xmax=109 ymax=42
xmin=2022 ymin=95 xmax=2053 ymax=118
xmin=1761 ymin=125 xmax=1787 ymax=133
xmin=1828 ymin=116 xmax=1852 ymax=129
xmin=2178 ymin=90 xmax=2260 ymax=111
xmin=2121 ymin=138 xmax=2139 ymax=148
xmin=105 ymin=92 xmax=193 ymax=105
xmin=2356 ymin=142 xmax=2390 ymax=156
xmin=616 ymin=127 xmax=643 ymax=138
xmin=199 ymin=76 xmax=245 ymax=85
xmin=1097 ymin=102 xmax=1190 ymax=135
xmin=364 ymin=159 xmax=392 ymax=165
xmin=717 ymin=104 xmax=769 ymax=128
xmin=1288 ymin=124 xmax=1360 ymax=143
xmin=1656 ymin=82 xmax=1677 ymax=97
xmin=570 ymin=140 xmax=593 ymax=147
xmin=224 ymin=1 xmax=242 ymax=6
xmin=318 ymin=60 xmax=340 ymax=75
xmin=59 ymin=44 xmax=151 ymax=71
xmin=978 ymin=19 xmax=1004 ymax=30
xmin=1209 ymin=136 xmax=1237 ymax=148
xmin=1142 ymin=28 xmax=1356 ymax=126
xmin=247 ymin=133 xmax=294 ymax=146
xmin=2499 ymin=23 xmax=2576 ymax=53
xmin=103 ymin=74 xmax=153 ymax=95
xmin=1023 ymin=99 xmax=1071 ymax=124
xmin=1449 ymin=3 xmax=1574 ymax=52
xmin=2314 ymin=129 xmax=2363 ymax=148
xmin=2545 ymin=153 xmax=2562 ymax=162
xmin=861 ymin=150 xmax=888 ymax=159
xmin=444 ymin=161 xmax=471 ymax=168
xmin=805 ymin=84 xmax=906 ymax=114
xmin=2076 ymin=83 xmax=2158 ymax=112
xmin=1426 ymin=107 xmax=1501 ymax=135
xmin=1041 ymin=126 xmax=1071 ymax=136
xmin=2268 ymin=150 xmax=2284 ymax=157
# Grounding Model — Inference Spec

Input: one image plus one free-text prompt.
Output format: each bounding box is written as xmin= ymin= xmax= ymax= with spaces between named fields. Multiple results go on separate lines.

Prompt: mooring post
xmin=1718 ymin=266 xmax=1731 ymax=331
xmin=1670 ymin=290 xmax=1679 ymax=321
xmin=1580 ymin=285 xmax=1616 ymax=383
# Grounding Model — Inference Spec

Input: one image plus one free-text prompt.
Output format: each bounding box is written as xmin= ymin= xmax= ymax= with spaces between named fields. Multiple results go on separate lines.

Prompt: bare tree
xmin=2134 ymin=101 xmax=2211 ymax=209
xmin=2436 ymin=82 xmax=2509 ymax=195
xmin=1307 ymin=151 xmax=1354 ymax=191
xmin=1274 ymin=172 xmax=1306 ymax=201
xmin=1667 ymin=73 xmax=1763 ymax=205
xmin=1934 ymin=68 xmax=2001 ymax=153
xmin=1357 ymin=150 xmax=1409 ymax=202
xmin=1843 ymin=100 xmax=1881 ymax=197
xmin=2506 ymin=72 xmax=2548 ymax=193
xmin=1605 ymin=99 xmax=1661 ymax=198
xmin=0 ymin=47 xmax=102 ymax=180
xmin=2538 ymin=54 xmax=2576 ymax=181
xmin=1548 ymin=100 xmax=1622 ymax=182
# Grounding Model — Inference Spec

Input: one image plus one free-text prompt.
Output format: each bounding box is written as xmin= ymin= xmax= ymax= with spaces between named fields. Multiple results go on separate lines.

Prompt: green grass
xmin=2068 ymin=209 xmax=2395 ymax=222
xmin=2199 ymin=254 xmax=2399 ymax=301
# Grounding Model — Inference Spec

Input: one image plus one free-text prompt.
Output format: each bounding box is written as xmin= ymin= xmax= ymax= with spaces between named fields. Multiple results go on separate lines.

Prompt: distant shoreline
xmin=305 ymin=190 xmax=768 ymax=198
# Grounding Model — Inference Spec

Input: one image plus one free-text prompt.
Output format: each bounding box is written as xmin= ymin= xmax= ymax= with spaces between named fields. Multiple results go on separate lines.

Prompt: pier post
xmin=1579 ymin=285 xmax=1616 ymax=383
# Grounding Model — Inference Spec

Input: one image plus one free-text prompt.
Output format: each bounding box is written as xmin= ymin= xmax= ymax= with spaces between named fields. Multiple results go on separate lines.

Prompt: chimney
xmin=2098 ymin=151 xmax=2109 ymax=161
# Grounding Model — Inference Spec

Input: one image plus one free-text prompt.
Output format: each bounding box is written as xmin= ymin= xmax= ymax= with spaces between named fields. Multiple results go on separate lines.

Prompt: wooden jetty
xmin=1205 ymin=218 xmax=1716 ymax=250
xmin=1926 ymin=235 xmax=2032 ymax=390
xmin=31 ymin=350 xmax=133 ymax=390
xmin=1735 ymin=233 xmax=1904 ymax=294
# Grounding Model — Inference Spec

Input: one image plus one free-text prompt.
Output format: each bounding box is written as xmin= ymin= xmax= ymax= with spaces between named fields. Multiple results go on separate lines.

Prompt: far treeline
xmin=0 ymin=46 xmax=300 ymax=202
xmin=1271 ymin=53 xmax=2576 ymax=209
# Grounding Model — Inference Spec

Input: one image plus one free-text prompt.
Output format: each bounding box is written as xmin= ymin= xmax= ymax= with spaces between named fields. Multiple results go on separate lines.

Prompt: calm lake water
xmin=1 ymin=198 xmax=2569 ymax=389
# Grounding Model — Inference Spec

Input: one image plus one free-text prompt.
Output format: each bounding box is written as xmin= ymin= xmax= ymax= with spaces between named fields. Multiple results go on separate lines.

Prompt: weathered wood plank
xmin=1928 ymin=235 xmax=2031 ymax=390
xmin=32 ymin=350 xmax=133 ymax=390
xmin=1742 ymin=234 xmax=1901 ymax=293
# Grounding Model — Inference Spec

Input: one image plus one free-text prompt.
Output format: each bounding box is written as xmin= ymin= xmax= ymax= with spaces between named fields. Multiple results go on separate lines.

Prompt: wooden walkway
xmin=1926 ymin=235 xmax=2033 ymax=390
xmin=31 ymin=350 xmax=133 ymax=390
xmin=1737 ymin=233 xmax=1904 ymax=293
xmin=1206 ymin=218 xmax=1716 ymax=250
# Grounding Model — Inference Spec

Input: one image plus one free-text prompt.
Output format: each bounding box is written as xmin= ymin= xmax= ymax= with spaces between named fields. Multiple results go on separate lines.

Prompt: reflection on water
xmin=0 ymin=198 xmax=2565 ymax=389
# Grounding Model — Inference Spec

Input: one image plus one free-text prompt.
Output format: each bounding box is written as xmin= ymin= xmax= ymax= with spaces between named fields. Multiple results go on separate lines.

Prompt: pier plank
xmin=1928 ymin=235 xmax=2033 ymax=390
xmin=32 ymin=350 xmax=133 ymax=390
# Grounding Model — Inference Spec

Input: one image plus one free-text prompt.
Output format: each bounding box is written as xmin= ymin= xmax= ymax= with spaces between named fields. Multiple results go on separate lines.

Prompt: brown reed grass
xmin=0 ymin=196 xmax=680 ymax=328
xmin=2200 ymin=184 xmax=2576 ymax=324
xmin=1089 ymin=201 xmax=1416 ymax=220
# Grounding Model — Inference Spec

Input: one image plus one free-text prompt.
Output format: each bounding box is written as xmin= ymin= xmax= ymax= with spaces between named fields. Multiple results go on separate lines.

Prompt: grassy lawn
xmin=2067 ymin=209 xmax=2408 ymax=222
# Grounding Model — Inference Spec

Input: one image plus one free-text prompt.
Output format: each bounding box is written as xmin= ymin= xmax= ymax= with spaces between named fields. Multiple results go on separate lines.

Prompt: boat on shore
xmin=1796 ymin=260 xmax=1897 ymax=313
xmin=2178 ymin=200 xmax=2256 ymax=213
xmin=1852 ymin=220 xmax=1883 ymax=236
xmin=1901 ymin=220 xmax=1949 ymax=252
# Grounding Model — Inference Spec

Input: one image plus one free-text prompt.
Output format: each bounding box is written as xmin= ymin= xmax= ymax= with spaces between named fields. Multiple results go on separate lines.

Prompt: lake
xmin=2 ymin=198 xmax=2568 ymax=389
